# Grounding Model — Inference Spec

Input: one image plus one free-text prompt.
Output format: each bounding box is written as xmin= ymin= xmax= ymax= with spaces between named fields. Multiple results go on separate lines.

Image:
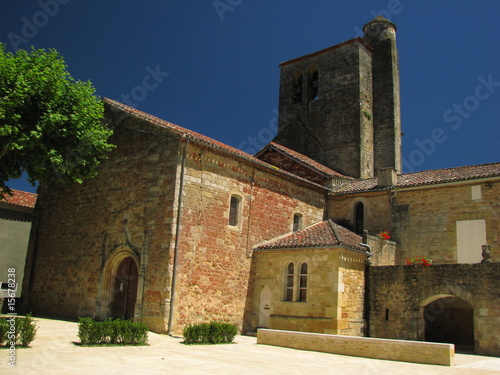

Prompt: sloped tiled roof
xmin=332 ymin=162 xmax=500 ymax=195
xmin=257 ymin=142 xmax=351 ymax=180
xmin=255 ymin=220 xmax=365 ymax=252
xmin=1 ymin=189 xmax=37 ymax=208
xmin=103 ymin=98 xmax=329 ymax=192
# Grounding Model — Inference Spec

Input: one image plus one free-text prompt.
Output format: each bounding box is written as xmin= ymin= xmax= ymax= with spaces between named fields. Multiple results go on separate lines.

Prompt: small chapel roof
xmin=332 ymin=162 xmax=500 ymax=195
xmin=255 ymin=219 xmax=366 ymax=253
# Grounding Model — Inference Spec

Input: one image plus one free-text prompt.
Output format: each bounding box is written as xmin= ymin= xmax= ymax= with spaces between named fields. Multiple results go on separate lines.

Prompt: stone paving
xmin=3 ymin=317 xmax=500 ymax=374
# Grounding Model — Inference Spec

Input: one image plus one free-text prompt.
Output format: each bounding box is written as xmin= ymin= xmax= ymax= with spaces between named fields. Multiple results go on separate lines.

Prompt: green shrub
xmin=77 ymin=317 xmax=148 ymax=346
xmin=19 ymin=313 xmax=38 ymax=347
xmin=0 ymin=319 xmax=8 ymax=346
xmin=0 ymin=314 xmax=38 ymax=347
xmin=183 ymin=322 xmax=237 ymax=344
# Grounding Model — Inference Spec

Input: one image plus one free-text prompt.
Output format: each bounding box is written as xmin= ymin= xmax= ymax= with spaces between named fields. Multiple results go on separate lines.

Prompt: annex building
xmin=21 ymin=17 xmax=499 ymax=355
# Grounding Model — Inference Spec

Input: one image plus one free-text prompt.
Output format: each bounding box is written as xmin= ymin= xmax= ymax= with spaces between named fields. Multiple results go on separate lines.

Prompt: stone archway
xmin=422 ymin=295 xmax=474 ymax=352
xmin=111 ymin=256 xmax=139 ymax=319
xmin=96 ymin=246 xmax=141 ymax=320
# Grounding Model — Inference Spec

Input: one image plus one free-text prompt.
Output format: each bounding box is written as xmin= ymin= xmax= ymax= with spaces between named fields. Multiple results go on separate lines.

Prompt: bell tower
xmin=274 ymin=16 xmax=401 ymax=178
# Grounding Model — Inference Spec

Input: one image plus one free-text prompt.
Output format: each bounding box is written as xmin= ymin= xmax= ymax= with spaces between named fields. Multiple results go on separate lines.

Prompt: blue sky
xmin=1 ymin=0 xmax=499 ymax=193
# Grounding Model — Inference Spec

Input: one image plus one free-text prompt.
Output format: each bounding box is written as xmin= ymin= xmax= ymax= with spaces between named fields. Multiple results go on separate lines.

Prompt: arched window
xmin=354 ymin=201 xmax=364 ymax=234
xmin=308 ymin=68 xmax=319 ymax=101
xmin=298 ymin=262 xmax=308 ymax=302
xmin=229 ymin=195 xmax=241 ymax=227
xmin=292 ymin=72 xmax=303 ymax=104
xmin=285 ymin=263 xmax=294 ymax=301
xmin=293 ymin=213 xmax=303 ymax=232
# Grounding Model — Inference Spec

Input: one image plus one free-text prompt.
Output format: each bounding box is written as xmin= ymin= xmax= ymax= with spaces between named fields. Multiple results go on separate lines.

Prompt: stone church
xmin=21 ymin=17 xmax=499 ymax=355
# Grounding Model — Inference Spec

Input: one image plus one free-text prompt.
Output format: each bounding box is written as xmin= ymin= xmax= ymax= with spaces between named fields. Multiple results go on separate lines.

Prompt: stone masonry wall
xmin=391 ymin=181 xmax=499 ymax=263
xmin=24 ymin=111 xmax=180 ymax=332
xmin=329 ymin=180 xmax=499 ymax=264
xmin=248 ymin=247 xmax=366 ymax=336
xmin=369 ymin=263 xmax=500 ymax=356
xmin=276 ymin=40 xmax=374 ymax=179
xmin=328 ymin=191 xmax=392 ymax=237
xmin=170 ymin=144 xmax=325 ymax=334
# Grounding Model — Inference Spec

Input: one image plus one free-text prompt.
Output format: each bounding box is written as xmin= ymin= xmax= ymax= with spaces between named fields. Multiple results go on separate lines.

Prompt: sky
xmin=1 ymin=0 xmax=499 ymax=194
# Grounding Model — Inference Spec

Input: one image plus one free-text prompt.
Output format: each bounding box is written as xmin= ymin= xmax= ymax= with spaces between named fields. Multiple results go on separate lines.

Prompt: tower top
xmin=363 ymin=16 xmax=397 ymax=43
xmin=363 ymin=15 xmax=397 ymax=33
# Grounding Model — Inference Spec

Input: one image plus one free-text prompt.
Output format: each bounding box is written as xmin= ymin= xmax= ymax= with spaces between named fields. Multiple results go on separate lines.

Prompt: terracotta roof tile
xmin=332 ymin=162 xmax=500 ymax=194
xmin=259 ymin=142 xmax=352 ymax=180
xmin=255 ymin=219 xmax=365 ymax=252
xmin=1 ymin=189 xmax=37 ymax=208
xmin=103 ymin=98 xmax=329 ymax=192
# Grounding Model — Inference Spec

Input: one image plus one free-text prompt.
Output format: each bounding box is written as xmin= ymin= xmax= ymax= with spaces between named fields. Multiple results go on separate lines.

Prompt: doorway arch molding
xmin=96 ymin=245 xmax=142 ymax=320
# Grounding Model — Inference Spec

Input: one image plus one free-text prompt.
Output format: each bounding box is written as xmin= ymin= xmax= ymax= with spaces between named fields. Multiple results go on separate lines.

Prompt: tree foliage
xmin=0 ymin=44 xmax=114 ymax=197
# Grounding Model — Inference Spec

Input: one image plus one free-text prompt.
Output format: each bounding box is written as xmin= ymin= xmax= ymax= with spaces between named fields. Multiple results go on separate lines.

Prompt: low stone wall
xmin=257 ymin=328 xmax=455 ymax=366
xmin=369 ymin=263 xmax=500 ymax=356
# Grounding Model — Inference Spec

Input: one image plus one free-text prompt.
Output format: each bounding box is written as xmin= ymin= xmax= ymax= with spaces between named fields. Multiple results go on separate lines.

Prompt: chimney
xmin=377 ymin=168 xmax=397 ymax=187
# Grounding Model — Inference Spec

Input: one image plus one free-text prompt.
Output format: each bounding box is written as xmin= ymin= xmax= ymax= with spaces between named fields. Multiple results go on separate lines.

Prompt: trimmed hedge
xmin=183 ymin=322 xmax=237 ymax=344
xmin=77 ymin=317 xmax=148 ymax=346
xmin=0 ymin=313 xmax=38 ymax=347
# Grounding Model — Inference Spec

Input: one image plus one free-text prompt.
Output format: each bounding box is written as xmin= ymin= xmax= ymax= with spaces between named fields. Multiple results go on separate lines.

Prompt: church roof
xmin=255 ymin=219 xmax=366 ymax=253
xmin=256 ymin=142 xmax=351 ymax=179
xmin=332 ymin=162 xmax=500 ymax=195
xmin=1 ymin=189 xmax=37 ymax=208
xmin=103 ymin=98 xmax=330 ymax=192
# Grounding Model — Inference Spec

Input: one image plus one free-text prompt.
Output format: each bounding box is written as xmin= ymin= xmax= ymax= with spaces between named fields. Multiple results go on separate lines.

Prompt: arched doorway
xmin=111 ymin=256 xmax=138 ymax=319
xmin=424 ymin=296 xmax=474 ymax=351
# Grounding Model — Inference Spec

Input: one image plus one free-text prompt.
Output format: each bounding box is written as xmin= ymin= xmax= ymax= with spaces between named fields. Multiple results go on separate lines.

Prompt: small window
xmin=298 ymin=263 xmax=307 ymax=302
xmin=292 ymin=72 xmax=303 ymax=104
xmin=293 ymin=214 xmax=303 ymax=232
xmin=285 ymin=263 xmax=294 ymax=301
xmin=354 ymin=202 xmax=364 ymax=234
xmin=308 ymin=68 xmax=319 ymax=101
xmin=229 ymin=195 xmax=241 ymax=227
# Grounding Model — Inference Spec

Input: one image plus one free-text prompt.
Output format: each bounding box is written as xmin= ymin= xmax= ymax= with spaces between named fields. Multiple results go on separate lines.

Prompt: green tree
xmin=0 ymin=44 xmax=114 ymax=198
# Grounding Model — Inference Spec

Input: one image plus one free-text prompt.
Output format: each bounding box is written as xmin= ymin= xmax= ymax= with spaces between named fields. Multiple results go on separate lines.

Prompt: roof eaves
xmin=104 ymin=98 xmax=330 ymax=193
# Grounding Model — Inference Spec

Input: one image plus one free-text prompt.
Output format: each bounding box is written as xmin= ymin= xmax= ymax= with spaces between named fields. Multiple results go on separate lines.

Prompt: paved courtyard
xmin=3 ymin=317 xmax=500 ymax=374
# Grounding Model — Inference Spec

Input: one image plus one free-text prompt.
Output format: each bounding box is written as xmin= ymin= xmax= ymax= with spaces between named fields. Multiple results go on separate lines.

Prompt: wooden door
xmin=111 ymin=257 xmax=138 ymax=319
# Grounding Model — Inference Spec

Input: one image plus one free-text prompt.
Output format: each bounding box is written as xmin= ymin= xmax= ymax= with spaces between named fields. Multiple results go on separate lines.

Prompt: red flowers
xmin=378 ymin=230 xmax=391 ymax=240
xmin=406 ymin=256 xmax=432 ymax=267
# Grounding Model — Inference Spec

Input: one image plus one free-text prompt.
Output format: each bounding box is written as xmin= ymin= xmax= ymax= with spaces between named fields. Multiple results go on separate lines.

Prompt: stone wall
xmin=247 ymin=247 xmax=366 ymax=336
xmin=328 ymin=180 xmax=499 ymax=264
xmin=170 ymin=143 xmax=326 ymax=333
xmin=328 ymin=191 xmax=392 ymax=237
xmin=24 ymin=112 xmax=180 ymax=332
xmin=24 ymin=106 xmax=327 ymax=334
xmin=275 ymin=39 xmax=374 ymax=179
xmin=391 ymin=181 xmax=499 ymax=263
xmin=369 ymin=263 xmax=500 ymax=356
xmin=257 ymin=329 xmax=454 ymax=366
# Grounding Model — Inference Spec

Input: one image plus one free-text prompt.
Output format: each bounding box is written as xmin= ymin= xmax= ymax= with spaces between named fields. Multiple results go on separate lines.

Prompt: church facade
xmin=22 ymin=17 xmax=499 ymax=355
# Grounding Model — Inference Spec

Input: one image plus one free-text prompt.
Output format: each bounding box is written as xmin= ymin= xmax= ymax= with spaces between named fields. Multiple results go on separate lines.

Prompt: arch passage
xmin=424 ymin=297 xmax=474 ymax=351
xmin=111 ymin=256 xmax=139 ymax=319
